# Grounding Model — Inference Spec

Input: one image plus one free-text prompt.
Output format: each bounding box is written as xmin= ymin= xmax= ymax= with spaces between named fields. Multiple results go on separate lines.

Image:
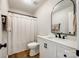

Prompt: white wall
xmin=35 ymin=0 xmax=62 ymax=35
xmin=35 ymin=0 xmax=75 ymax=35
xmin=0 ymin=0 xmax=1 ymax=10
xmin=1 ymin=0 xmax=8 ymax=15
xmin=9 ymin=8 xmax=34 ymax=16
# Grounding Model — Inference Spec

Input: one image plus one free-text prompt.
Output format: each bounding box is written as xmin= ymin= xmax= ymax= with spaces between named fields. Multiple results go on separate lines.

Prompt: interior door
xmin=0 ymin=0 xmax=1 ymax=10
xmin=0 ymin=12 xmax=8 ymax=58
xmin=77 ymin=0 xmax=79 ymax=50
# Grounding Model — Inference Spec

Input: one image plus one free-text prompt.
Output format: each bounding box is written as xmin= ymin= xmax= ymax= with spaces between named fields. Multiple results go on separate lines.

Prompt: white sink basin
xmin=46 ymin=36 xmax=54 ymax=39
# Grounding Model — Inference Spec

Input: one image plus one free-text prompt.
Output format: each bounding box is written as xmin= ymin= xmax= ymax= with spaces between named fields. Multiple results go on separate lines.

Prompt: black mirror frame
xmin=51 ymin=0 xmax=76 ymax=36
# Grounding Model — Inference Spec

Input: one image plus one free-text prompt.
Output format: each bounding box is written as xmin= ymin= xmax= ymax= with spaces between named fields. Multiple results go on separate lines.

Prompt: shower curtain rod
xmin=8 ymin=11 xmax=37 ymax=18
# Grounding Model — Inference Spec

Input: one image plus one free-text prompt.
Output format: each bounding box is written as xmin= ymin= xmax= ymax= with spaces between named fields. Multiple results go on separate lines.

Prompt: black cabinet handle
xmin=4 ymin=43 xmax=7 ymax=48
xmin=0 ymin=43 xmax=7 ymax=49
xmin=76 ymin=50 xmax=79 ymax=56
xmin=64 ymin=54 xmax=67 ymax=57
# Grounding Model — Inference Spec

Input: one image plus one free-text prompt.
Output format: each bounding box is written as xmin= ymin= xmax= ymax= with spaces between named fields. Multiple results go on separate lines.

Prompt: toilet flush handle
xmin=44 ymin=43 xmax=47 ymax=48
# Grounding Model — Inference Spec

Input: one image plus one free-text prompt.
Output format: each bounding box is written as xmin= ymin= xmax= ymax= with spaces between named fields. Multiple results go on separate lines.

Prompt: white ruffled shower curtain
xmin=8 ymin=13 xmax=37 ymax=55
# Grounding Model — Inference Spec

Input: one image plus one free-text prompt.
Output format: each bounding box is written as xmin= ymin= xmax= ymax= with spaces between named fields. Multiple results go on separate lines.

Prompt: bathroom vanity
xmin=36 ymin=0 xmax=78 ymax=58
xmin=37 ymin=35 xmax=78 ymax=58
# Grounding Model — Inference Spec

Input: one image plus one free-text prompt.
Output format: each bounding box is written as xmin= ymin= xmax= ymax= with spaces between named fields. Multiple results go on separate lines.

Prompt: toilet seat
xmin=27 ymin=42 xmax=39 ymax=56
xmin=28 ymin=42 xmax=39 ymax=49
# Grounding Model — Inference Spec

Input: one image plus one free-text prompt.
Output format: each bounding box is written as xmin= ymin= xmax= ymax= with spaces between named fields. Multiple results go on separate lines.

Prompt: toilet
xmin=27 ymin=42 xmax=39 ymax=56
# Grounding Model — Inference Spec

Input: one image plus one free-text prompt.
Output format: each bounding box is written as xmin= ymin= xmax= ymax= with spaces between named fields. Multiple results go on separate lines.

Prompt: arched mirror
xmin=51 ymin=0 xmax=76 ymax=35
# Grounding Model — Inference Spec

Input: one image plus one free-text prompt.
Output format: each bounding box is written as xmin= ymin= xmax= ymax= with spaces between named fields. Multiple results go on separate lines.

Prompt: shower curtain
xmin=8 ymin=13 xmax=37 ymax=55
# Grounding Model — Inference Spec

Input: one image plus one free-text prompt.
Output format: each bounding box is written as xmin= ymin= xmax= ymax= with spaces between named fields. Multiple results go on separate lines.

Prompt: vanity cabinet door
xmin=38 ymin=38 xmax=56 ymax=58
xmin=57 ymin=44 xmax=77 ymax=58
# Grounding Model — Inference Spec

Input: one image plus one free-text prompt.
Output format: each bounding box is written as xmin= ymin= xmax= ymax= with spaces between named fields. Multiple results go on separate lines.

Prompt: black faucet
xmin=62 ymin=36 xmax=65 ymax=39
xmin=58 ymin=33 xmax=61 ymax=38
xmin=63 ymin=34 xmax=67 ymax=39
xmin=55 ymin=33 xmax=67 ymax=39
xmin=55 ymin=33 xmax=61 ymax=38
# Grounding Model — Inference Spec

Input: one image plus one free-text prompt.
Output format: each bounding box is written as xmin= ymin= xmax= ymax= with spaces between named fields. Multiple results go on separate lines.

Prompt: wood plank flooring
xmin=8 ymin=50 xmax=39 ymax=58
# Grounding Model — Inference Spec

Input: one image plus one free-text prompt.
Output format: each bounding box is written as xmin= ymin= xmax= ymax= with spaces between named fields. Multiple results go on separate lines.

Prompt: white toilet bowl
xmin=28 ymin=42 xmax=39 ymax=56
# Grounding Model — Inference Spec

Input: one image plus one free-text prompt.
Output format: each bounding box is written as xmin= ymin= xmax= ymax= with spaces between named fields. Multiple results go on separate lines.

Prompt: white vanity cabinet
xmin=38 ymin=37 xmax=56 ymax=58
xmin=57 ymin=44 xmax=77 ymax=58
xmin=37 ymin=36 xmax=77 ymax=58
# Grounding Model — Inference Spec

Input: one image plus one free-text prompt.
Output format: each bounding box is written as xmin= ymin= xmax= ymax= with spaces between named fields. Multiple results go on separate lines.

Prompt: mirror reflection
xmin=51 ymin=0 xmax=76 ymax=35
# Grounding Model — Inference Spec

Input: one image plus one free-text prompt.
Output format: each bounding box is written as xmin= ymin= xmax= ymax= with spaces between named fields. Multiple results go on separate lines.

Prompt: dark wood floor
xmin=8 ymin=50 xmax=39 ymax=58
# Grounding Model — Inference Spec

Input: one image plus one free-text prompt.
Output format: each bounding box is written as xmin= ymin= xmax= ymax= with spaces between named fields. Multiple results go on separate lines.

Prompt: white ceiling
xmin=8 ymin=0 xmax=47 ymax=14
xmin=8 ymin=0 xmax=76 ymax=14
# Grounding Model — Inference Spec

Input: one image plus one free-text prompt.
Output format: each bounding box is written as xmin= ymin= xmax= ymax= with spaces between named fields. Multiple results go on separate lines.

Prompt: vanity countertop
xmin=38 ymin=35 xmax=77 ymax=49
